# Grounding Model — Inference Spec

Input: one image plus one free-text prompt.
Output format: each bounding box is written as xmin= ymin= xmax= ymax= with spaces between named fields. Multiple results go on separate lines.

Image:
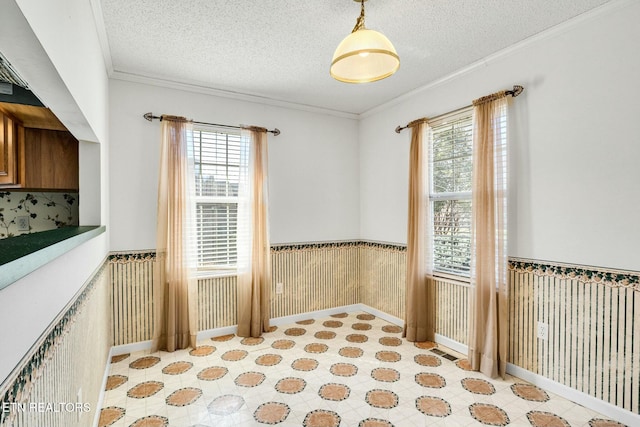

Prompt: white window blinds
xmin=193 ymin=127 xmax=241 ymax=270
xmin=429 ymin=109 xmax=473 ymax=276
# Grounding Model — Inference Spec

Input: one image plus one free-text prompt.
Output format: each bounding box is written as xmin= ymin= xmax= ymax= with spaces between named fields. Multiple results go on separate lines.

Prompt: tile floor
xmin=98 ymin=312 xmax=625 ymax=427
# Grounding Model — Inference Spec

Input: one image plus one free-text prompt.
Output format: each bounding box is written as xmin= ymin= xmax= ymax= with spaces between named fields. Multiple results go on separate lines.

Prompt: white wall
xmin=109 ymin=80 xmax=360 ymax=250
xmin=0 ymin=0 xmax=110 ymax=385
xmin=13 ymin=0 xmax=109 ymax=144
xmin=359 ymin=0 xmax=640 ymax=271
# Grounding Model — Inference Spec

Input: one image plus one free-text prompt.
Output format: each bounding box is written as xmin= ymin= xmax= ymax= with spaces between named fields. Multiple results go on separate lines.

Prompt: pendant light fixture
xmin=330 ymin=0 xmax=400 ymax=83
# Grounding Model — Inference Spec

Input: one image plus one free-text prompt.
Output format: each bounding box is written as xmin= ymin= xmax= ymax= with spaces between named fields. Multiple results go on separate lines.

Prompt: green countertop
xmin=0 ymin=226 xmax=105 ymax=290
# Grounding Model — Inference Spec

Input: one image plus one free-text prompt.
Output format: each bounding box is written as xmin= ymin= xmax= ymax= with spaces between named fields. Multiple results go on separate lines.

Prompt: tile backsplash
xmin=0 ymin=191 xmax=79 ymax=239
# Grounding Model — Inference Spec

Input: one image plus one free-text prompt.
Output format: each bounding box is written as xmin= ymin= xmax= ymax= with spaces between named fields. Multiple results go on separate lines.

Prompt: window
xmin=193 ymin=127 xmax=241 ymax=271
xmin=429 ymin=108 xmax=473 ymax=277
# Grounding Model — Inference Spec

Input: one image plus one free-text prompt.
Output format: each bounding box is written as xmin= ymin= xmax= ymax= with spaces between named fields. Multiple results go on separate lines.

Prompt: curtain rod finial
xmin=272 ymin=128 xmax=281 ymax=136
xmin=511 ymin=85 xmax=524 ymax=97
xmin=144 ymin=112 xmax=154 ymax=122
xmin=395 ymin=126 xmax=403 ymax=134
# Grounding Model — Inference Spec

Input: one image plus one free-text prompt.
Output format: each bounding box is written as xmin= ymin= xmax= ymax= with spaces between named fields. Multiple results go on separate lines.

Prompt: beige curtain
xmin=468 ymin=92 xmax=509 ymax=378
xmin=236 ymin=127 xmax=271 ymax=337
xmin=404 ymin=119 xmax=436 ymax=343
xmin=153 ymin=115 xmax=197 ymax=352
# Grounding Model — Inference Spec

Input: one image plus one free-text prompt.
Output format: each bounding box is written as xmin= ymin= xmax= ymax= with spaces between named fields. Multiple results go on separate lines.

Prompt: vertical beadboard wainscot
xmin=109 ymin=243 xmax=361 ymax=344
xmin=109 ymin=252 xmax=240 ymax=341
xmin=358 ymin=241 xmax=470 ymax=347
xmin=108 ymin=252 xmax=155 ymax=345
xmin=508 ymin=258 xmax=640 ymax=414
xmin=108 ymin=244 xmax=469 ymax=344
xmin=199 ymin=242 xmax=362 ymax=331
xmin=271 ymin=242 xmax=359 ymax=319
xmin=0 ymin=263 xmax=110 ymax=427
xmin=198 ymin=275 xmax=237 ymax=330
xmin=434 ymin=276 xmax=470 ymax=346
xmin=359 ymin=242 xmax=406 ymax=320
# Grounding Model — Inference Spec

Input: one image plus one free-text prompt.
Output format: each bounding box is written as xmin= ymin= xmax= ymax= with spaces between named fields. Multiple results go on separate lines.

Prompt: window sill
xmin=0 ymin=225 xmax=106 ymax=291
xmin=196 ymin=270 xmax=237 ymax=280
xmin=432 ymin=272 xmax=471 ymax=286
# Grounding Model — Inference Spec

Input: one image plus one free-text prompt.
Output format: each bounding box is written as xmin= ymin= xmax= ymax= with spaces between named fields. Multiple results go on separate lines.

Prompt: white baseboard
xmin=358 ymin=304 xmax=404 ymax=326
xmin=195 ymin=304 xmax=402 ymax=339
xmin=196 ymin=304 xmax=364 ymax=341
xmin=506 ymin=363 xmax=640 ymax=427
xmin=434 ymin=333 xmax=468 ymax=355
xmin=358 ymin=304 xmax=470 ymax=357
xmin=197 ymin=325 xmax=238 ymax=341
xmin=92 ymin=347 xmax=114 ymax=427
xmin=269 ymin=304 xmax=362 ymax=326
xmin=111 ymin=340 xmax=153 ymax=355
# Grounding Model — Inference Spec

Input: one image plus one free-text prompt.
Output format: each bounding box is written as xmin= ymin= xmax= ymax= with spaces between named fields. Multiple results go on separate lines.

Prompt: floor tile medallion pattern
xmin=100 ymin=312 xmax=624 ymax=427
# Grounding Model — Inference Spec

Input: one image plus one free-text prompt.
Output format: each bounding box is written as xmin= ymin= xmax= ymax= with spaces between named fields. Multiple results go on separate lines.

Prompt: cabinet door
xmin=24 ymin=128 xmax=78 ymax=190
xmin=0 ymin=112 xmax=17 ymax=185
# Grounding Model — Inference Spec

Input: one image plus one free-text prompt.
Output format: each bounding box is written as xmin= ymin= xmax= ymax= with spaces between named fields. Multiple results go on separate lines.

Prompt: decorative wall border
xmin=106 ymin=241 xmax=407 ymax=257
xmin=254 ymin=240 xmax=407 ymax=253
xmin=0 ymin=261 xmax=108 ymax=426
xmin=271 ymin=241 xmax=361 ymax=252
xmin=108 ymin=251 xmax=156 ymax=263
xmin=107 ymin=248 xmax=640 ymax=290
xmin=358 ymin=240 xmax=407 ymax=252
xmin=106 ymin=248 xmax=639 ymax=290
xmin=509 ymin=257 xmax=640 ymax=290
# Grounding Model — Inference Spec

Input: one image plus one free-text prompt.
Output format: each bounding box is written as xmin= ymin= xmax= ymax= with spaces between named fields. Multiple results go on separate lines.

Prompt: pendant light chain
xmin=352 ymin=0 xmax=366 ymax=33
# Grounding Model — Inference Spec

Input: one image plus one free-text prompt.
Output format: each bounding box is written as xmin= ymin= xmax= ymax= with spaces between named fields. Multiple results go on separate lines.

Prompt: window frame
xmin=192 ymin=125 xmax=241 ymax=277
xmin=428 ymin=107 xmax=474 ymax=280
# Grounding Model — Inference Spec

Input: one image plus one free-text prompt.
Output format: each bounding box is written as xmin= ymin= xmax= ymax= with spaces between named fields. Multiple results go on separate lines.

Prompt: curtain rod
xmin=394 ymin=85 xmax=524 ymax=134
xmin=143 ymin=112 xmax=281 ymax=136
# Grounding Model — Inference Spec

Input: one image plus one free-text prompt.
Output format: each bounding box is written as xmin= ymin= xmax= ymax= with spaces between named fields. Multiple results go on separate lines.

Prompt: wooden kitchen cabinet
xmin=23 ymin=128 xmax=78 ymax=191
xmin=0 ymin=110 xmax=23 ymax=186
xmin=0 ymin=108 xmax=78 ymax=191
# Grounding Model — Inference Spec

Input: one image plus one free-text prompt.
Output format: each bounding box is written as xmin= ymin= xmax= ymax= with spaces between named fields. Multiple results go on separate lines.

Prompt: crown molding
xmin=109 ymin=70 xmax=360 ymax=120
xmin=89 ymin=0 xmax=114 ymax=76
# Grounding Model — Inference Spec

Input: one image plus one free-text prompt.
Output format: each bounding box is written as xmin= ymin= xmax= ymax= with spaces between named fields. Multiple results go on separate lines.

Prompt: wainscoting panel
xmin=271 ymin=243 xmax=359 ymax=319
xmin=108 ymin=245 xmax=470 ymax=347
xmin=198 ymin=275 xmax=237 ymax=330
xmin=509 ymin=259 xmax=640 ymax=414
xmin=109 ymin=244 xmax=361 ymax=343
xmin=108 ymin=252 xmax=155 ymax=346
xmin=358 ymin=242 xmax=406 ymax=320
xmin=357 ymin=244 xmax=470 ymax=345
xmin=0 ymin=263 xmax=110 ymax=427
xmin=434 ymin=277 xmax=470 ymax=346
xmin=509 ymin=267 xmax=538 ymax=374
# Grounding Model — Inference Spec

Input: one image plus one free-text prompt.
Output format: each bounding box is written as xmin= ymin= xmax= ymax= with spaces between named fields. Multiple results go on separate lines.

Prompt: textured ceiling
xmin=99 ymin=0 xmax=612 ymax=115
